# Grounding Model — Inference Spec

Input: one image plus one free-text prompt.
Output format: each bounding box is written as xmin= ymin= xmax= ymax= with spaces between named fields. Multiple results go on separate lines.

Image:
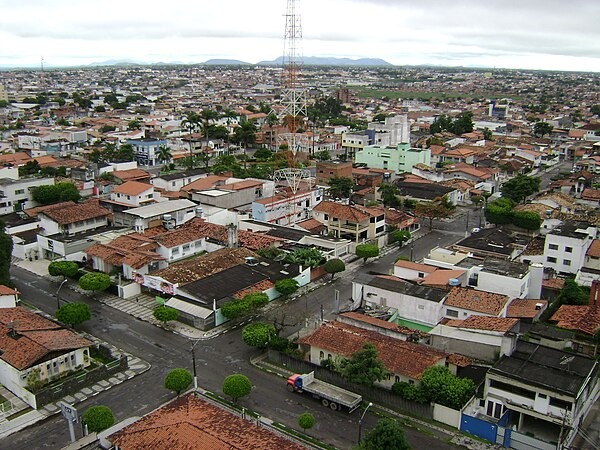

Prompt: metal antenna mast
xmin=278 ymin=0 xmax=308 ymax=159
xmin=273 ymin=0 xmax=311 ymax=225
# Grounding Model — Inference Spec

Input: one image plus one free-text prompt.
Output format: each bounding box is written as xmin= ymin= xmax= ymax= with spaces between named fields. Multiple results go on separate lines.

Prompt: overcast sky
xmin=1 ymin=0 xmax=599 ymax=72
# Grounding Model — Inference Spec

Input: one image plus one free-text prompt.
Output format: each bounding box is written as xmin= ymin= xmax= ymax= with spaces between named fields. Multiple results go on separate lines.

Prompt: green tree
xmin=419 ymin=366 xmax=475 ymax=410
xmin=82 ymin=405 xmax=115 ymax=433
xmin=153 ymin=305 xmax=179 ymax=324
xmin=242 ymin=322 xmax=276 ymax=348
xmin=128 ymin=119 xmax=141 ymax=130
xmin=164 ymin=368 xmax=193 ymax=396
xmin=323 ymin=258 xmax=345 ymax=279
xmin=389 ymin=230 xmax=410 ymax=247
xmin=315 ymin=150 xmax=331 ymax=161
xmin=484 ymin=197 xmax=514 ymax=225
xmin=181 ymin=111 xmax=201 ymax=168
xmin=533 ymin=121 xmax=553 ymax=137
xmin=232 ymin=119 xmax=257 ymax=165
xmin=55 ymin=303 xmax=91 ymax=327
xmin=501 ymin=175 xmax=541 ymax=204
xmin=378 ymin=183 xmax=401 ymax=208
xmin=328 ymin=176 xmax=354 ymax=198
xmin=355 ymin=244 xmax=380 ymax=263
xmin=339 ymin=343 xmax=387 ymax=387
xmin=450 ymin=111 xmax=474 ymax=135
xmin=220 ymin=298 xmax=252 ymax=319
xmin=32 ymin=182 xmax=80 ymax=205
xmin=284 ymin=247 xmax=325 ymax=268
xmin=0 ymin=222 xmax=12 ymax=286
xmin=265 ymin=112 xmax=279 ymax=150
xmin=244 ymin=292 xmax=269 ymax=308
xmin=274 ymin=278 xmax=299 ymax=296
xmin=222 ymin=373 xmax=252 ymax=402
xmin=298 ymin=412 xmax=315 ymax=433
xmin=253 ymin=147 xmax=274 ymax=161
xmin=591 ymin=105 xmax=600 ymax=116
xmin=48 ymin=261 xmax=79 ymax=278
xmin=78 ymin=273 xmax=111 ymax=294
xmin=557 ymin=279 xmax=589 ymax=306
xmin=358 ymin=418 xmax=410 ymax=450
xmin=483 ymin=127 xmax=493 ymax=140
xmin=156 ymin=144 xmax=172 ymax=169
xmin=512 ymin=210 xmax=542 ymax=231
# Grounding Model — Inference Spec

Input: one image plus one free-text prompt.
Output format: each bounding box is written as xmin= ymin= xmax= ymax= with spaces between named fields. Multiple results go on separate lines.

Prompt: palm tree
xmin=233 ymin=119 xmax=257 ymax=168
xmin=265 ymin=112 xmax=279 ymax=150
xmin=157 ymin=144 xmax=172 ymax=171
xmin=200 ymin=108 xmax=218 ymax=148
xmin=181 ymin=111 xmax=201 ymax=168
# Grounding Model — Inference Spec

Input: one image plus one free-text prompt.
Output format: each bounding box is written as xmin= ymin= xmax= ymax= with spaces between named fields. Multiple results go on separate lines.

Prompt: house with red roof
xmin=107 ymin=393 xmax=306 ymax=450
xmin=297 ymin=320 xmax=452 ymax=387
xmin=0 ymin=307 xmax=92 ymax=408
xmin=312 ymin=200 xmax=385 ymax=243
xmin=429 ymin=316 xmax=520 ymax=361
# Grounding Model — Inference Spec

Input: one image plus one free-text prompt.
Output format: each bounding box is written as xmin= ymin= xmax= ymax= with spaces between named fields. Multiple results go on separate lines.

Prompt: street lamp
xmin=56 ymin=278 xmax=68 ymax=310
xmin=190 ymin=339 xmax=201 ymax=389
xmin=357 ymin=402 xmax=373 ymax=444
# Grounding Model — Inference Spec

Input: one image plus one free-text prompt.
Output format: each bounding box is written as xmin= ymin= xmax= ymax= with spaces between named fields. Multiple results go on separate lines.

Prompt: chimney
xmin=527 ymin=263 xmax=544 ymax=299
xmin=227 ymin=223 xmax=238 ymax=248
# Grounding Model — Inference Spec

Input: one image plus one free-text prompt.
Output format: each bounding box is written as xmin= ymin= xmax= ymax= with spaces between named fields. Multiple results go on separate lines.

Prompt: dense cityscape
xmin=0 ymin=3 xmax=600 ymax=450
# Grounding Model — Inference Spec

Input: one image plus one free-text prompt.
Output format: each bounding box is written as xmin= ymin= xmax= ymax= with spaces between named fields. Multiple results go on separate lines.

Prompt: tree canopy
xmin=323 ymin=258 xmax=345 ymax=279
xmin=430 ymin=112 xmax=473 ymax=135
xmin=378 ymin=183 xmax=401 ymax=208
xmin=389 ymin=230 xmax=411 ymax=247
xmin=298 ymin=412 xmax=315 ymax=433
xmin=415 ymin=201 xmax=452 ymax=230
xmin=48 ymin=261 xmax=79 ymax=278
xmin=56 ymin=303 xmax=91 ymax=327
xmin=242 ymin=322 xmax=276 ymax=348
xmin=328 ymin=177 xmax=354 ymax=199
xmin=32 ymin=182 xmax=80 ymax=205
xmin=339 ymin=343 xmax=387 ymax=387
xmin=153 ymin=306 xmax=179 ymax=324
xmin=78 ymin=273 xmax=111 ymax=293
xmin=164 ymin=368 xmax=193 ymax=396
xmin=274 ymin=278 xmax=299 ymax=296
xmin=82 ymin=405 xmax=115 ymax=433
xmin=533 ymin=121 xmax=553 ymax=137
xmin=222 ymin=373 xmax=252 ymax=402
xmin=357 ymin=418 xmax=410 ymax=450
xmin=419 ymin=366 xmax=475 ymax=410
xmin=501 ymin=175 xmax=541 ymax=204
xmin=355 ymin=244 xmax=380 ymax=263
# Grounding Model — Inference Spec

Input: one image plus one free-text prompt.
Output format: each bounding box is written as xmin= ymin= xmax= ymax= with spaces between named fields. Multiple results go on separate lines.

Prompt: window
xmin=172 ymin=248 xmax=180 ymax=255
xmin=182 ymin=244 xmax=190 ymax=251
xmin=319 ymin=351 xmax=324 ymax=360
xmin=395 ymin=376 xmax=400 ymax=383
xmin=418 ymin=305 xmax=424 ymax=310
xmin=489 ymin=379 xmax=535 ymax=399
xmin=446 ymin=309 xmax=459 ymax=317
xmin=563 ymin=260 xmax=571 ymax=266
xmin=538 ymin=393 xmax=547 ymax=399
xmin=324 ymin=214 xmax=328 ymax=220
xmin=14 ymin=189 xmax=24 ymax=195
xmin=547 ymin=256 xmax=557 ymax=263
xmin=549 ymin=244 xmax=559 ymax=250
xmin=565 ymin=246 xmax=573 ymax=253
xmin=549 ymin=397 xmax=572 ymax=411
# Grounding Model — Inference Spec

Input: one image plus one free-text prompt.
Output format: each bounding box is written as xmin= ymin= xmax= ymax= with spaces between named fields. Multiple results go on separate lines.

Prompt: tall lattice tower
xmin=273 ymin=0 xmax=311 ymax=225
xmin=278 ymin=0 xmax=309 ymax=160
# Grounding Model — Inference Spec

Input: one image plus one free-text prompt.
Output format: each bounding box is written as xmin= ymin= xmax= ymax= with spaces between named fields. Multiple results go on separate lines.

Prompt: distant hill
xmin=258 ymin=56 xmax=392 ymax=67
xmin=203 ymin=59 xmax=251 ymax=65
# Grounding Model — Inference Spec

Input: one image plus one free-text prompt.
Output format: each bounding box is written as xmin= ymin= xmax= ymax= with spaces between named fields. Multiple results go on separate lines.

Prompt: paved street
xmin=4 ymin=215 xmax=473 ymax=450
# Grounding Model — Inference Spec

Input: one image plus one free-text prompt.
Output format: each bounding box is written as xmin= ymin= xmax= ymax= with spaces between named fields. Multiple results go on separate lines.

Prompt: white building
xmin=0 ymin=177 xmax=55 ymax=215
xmin=542 ymin=222 xmax=596 ymax=275
xmin=120 ymin=199 xmax=199 ymax=232
xmin=251 ymin=188 xmax=323 ymax=226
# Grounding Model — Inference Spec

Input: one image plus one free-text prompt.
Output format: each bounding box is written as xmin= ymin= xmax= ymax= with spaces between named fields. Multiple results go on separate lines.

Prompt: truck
xmin=286 ymin=371 xmax=362 ymax=413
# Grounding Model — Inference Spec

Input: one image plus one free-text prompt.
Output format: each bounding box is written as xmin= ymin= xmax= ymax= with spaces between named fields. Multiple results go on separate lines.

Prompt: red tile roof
xmin=0 ymin=307 xmax=91 ymax=370
xmin=109 ymin=393 xmax=306 ymax=450
xmin=339 ymin=312 xmax=428 ymax=339
xmin=112 ymin=168 xmax=151 ymax=182
xmin=506 ymin=299 xmax=547 ymax=319
xmin=444 ymin=287 xmax=509 ymax=316
xmin=445 ymin=316 xmax=519 ymax=333
xmin=550 ymin=305 xmax=600 ymax=336
xmin=0 ymin=285 xmax=18 ymax=296
xmin=41 ymin=202 xmax=111 ymax=225
xmin=112 ymin=181 xmax=153 ymax=196
xmin=298 ymin=321 xmax=446 ymax=380
xmin=313 ymin=201 xmax=372 ymax=222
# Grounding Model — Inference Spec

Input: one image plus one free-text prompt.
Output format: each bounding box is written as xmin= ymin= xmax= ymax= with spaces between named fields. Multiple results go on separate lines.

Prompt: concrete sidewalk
xmin=0 ymin=329 xmax=151 ymax=439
